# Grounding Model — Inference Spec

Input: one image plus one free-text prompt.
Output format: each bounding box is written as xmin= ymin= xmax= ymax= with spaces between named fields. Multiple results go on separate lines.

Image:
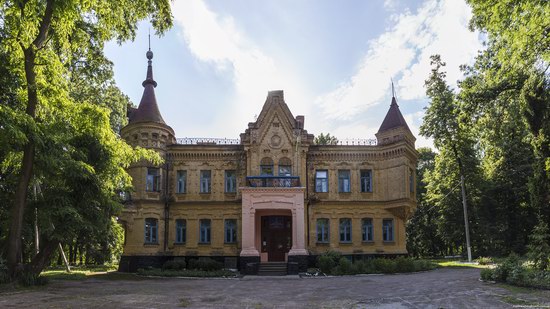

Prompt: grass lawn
xmin=431 ymin=259 xmax=492 ymax=269
xmin=41 ymin=265 xmax=147 ymax=281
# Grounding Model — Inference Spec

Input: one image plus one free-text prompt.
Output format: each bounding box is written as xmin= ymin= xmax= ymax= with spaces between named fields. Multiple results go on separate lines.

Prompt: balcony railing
xmin=246 ymin=176 xmax=301 ymax=187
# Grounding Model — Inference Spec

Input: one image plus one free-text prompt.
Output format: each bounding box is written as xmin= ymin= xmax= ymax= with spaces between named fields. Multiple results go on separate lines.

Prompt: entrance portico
xmin=240 ymin=187 xmax=308 ymax=263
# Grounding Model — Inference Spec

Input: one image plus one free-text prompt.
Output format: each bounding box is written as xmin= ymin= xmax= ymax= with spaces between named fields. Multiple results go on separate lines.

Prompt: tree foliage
xmin=409 ymin=1 xmax=549 ymax=258
xmin=314 ymin=133 xmax=338 ymax=145
xmin=0 ymin=0 xmax=171 ymax=281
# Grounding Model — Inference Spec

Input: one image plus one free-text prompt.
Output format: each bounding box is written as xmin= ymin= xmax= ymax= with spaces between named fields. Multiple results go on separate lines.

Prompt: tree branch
xmin=32 ymin=0 xmax=55 ymax=49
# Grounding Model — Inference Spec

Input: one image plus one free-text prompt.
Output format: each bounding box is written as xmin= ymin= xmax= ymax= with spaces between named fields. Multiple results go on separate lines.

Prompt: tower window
xmin=146 ymin=168 xmax=160 ymax=192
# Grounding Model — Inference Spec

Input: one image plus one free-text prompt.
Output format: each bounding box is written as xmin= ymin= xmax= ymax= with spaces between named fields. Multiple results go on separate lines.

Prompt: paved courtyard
xmin=1 ymin=268 xmax=549 ymax=308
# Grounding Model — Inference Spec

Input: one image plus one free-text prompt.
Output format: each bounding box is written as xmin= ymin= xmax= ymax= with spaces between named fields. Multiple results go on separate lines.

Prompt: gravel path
xmin=1 ymin=268 xmax=549 ymax=308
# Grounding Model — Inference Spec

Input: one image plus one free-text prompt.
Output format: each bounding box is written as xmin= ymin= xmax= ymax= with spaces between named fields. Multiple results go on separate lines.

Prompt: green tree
xmin=314 ymin=133 xmax=338 ymax=145
xmin=527 ymin=219 xmax=550 ymax=271
xmin=0 ymin=0 xmax=171 ymax=280
xmin=406 ymin=147 xmax=446 ymax=257
xmin=421 ymin=55 xmax=479 ymax=260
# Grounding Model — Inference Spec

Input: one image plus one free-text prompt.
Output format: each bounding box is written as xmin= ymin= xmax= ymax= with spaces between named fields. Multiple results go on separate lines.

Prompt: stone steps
xmin=258 ymin=262 xmax=287 ymax=276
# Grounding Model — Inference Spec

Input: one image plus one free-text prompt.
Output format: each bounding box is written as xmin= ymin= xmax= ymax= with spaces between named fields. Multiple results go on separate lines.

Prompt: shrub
xmin=527 ymin=220 xmax=550 ymax=271
xmin=476 ymin=257 xmax=494 ymax=265
xmin=506 ymin=265 xmax=529 ymax=286
xmin=493 ymin=254 xmax=521 ymax=282
xmin=18 ymin=271 xmax=48 ymax=287
xmin=333 ymin=257 xmax=353 ymax=275
xmin=317 ymin=250 xmax=342 ymax=274
xmin=187 ymin=258 xmax=222 ymax=271
xmin=394 ymin=257 xmax=415 ymax=273
xmin=162 ymin=259 xmax=187 ymax=270
xmin=317 ymin=255 xmax=336 ymax=274
xmin=480 ymin=268 xmax=495 ymax=281
xmin=371 ymin=258 xmax=396 ymax=273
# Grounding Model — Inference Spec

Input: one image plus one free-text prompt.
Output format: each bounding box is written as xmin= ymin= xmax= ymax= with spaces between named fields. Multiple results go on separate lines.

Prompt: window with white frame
xmin=362 ymin=218 xmax=373 ymax=242
xmin=383 ymin=219 xmax=394 ymax=242
xmin=146 ymin=168 xmax=160 ymax=192
xmin=199 ymin=219 xmax=211 ymax=243
xmin=144 ymin=218 xmax=158 ymax=244
xmin=315 ymin=170 xmax=328 ymax=192
xmin=360 ymin=170 xmax=373 ymax=193
xmin=225 ymin=170 xmax=237 ymax=193
xmin=175 ymin=219 xmax=186 ymax=243
xmin=338 ymin=170 xmax=351 ymax=193
xmin=176 ymin=170 xmax=186 ymax=194
xmin=339 ymin=218 xmax=352 ymax=242
xmin=224 ymin=219 xmax=237 ymax=243
xmin=200 ymin=170 xmax=211 ymax=193
xmin=316 ymin=218 xmax=330 ymax=243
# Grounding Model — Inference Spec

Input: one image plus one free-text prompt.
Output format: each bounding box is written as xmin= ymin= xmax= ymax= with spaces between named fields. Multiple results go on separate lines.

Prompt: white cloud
xmin=171 ymin=0 xmax=310 ymax=133
xmin=316 ymin=0 xmax=482 ymax=120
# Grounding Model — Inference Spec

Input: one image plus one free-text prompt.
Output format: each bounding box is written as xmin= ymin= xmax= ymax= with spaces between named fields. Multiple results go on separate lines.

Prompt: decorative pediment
xmin=240 ymin=90 xmax=314 ymax=147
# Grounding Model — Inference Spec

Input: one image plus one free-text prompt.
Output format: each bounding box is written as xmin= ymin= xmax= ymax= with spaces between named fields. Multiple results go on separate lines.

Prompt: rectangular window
xmin=224 ymin=219 xmax=237 ymax=243
xmin=225 ymin=170 xmax=237 ymax=193
xmin=383 ymin=219 xmax=394 ymax=242
xmin=199 ymin=219 xmax=211 ymax=243
xmin=144 ymin=218 xmax=158 ymax=244
xmin=339 ymin=218 xmax=352 ymax=242
xmin=175 ymin=219 xmax=186 ymax=244
xmin=200 ymin=170 xmax=211 ymax=193
xmin=176 ymin=170 xmax=186 ymax=194
xmin=409 ymin=169 xmax=414 ymax=193
xmin=316 ymin=218 xmax=330 ymax=243
xmin=362 ymin=218 xmax=373 ymax=242
xmin=360 ymin=170 xmax=373 ymax=193
xmin=146 ymin=168 xmax=160 ymax=192
xmin=315 ymin=170 xmax=328 ymax=193
xmin=338 ymin=170 xmax=351 ymax=193
xmin=279 ymin=165 xmax=292 ymax=176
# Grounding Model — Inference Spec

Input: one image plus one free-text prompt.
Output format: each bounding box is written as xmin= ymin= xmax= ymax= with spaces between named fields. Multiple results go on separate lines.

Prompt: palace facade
xmin=118 ymin=49 xmax=418 ymax=274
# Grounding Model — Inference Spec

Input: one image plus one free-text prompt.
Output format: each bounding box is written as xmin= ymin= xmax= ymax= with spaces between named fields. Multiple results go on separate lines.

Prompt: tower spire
xmin=127 ymin=35 xmax=165 ymax=124
xmin=391 ymin=78 xmax=395 ymax=98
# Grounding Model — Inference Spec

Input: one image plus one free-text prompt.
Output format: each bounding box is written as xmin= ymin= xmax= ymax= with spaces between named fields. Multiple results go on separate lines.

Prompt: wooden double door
xmin=261 ymin=216 xmax=292 ymax=262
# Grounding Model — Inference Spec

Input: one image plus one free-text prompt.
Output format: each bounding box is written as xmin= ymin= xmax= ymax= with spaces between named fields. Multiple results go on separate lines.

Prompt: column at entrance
xmin=240 ymin=208 xmax=259 ymax=257
xmin=289 ymin=209 xmax=308 ymax=256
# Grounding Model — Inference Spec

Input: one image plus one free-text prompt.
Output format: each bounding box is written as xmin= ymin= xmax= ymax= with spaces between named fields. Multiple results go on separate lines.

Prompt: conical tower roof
xmin=128 ymin=48 xmax=166 ymax=124
xmin=377 ymin=96 xmax=410 ymax=133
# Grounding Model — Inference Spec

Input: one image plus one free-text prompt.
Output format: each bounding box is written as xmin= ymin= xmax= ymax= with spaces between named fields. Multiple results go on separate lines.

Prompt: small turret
xmin=375 ymin=88 xmax=415 ymax=146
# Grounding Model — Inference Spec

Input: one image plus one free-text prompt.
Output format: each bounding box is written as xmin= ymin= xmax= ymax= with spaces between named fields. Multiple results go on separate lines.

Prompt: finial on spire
xmin=391 ymin=78 xmax=395 ymax=98
xmin=146 ymin=29 xmax=153 ymax=60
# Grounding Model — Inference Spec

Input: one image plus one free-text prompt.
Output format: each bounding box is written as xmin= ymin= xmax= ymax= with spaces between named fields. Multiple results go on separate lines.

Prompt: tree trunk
xmin=6 ymin=0 xmax=55 ymax=281
xmin=7 ymin=47 xmax=38 ymax=279
xmin=29 ymin=239 xmax=58 ymax=276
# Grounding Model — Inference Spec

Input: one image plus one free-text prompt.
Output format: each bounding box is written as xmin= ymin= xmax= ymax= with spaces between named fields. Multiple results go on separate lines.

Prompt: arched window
xmin=278 ymin=157 xmax=292 ymax=176
xmin=260 ymin=157 xmax=274 ymax=176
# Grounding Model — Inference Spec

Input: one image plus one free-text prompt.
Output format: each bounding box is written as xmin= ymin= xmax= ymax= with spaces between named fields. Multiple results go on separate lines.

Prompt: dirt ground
xmin=1 ymin=268 xmax=549 ymax=308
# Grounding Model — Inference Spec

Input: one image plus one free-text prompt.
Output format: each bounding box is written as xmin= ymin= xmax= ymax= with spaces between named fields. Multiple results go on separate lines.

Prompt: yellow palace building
xmin=118 ymin=48 xmax=418 ymax=274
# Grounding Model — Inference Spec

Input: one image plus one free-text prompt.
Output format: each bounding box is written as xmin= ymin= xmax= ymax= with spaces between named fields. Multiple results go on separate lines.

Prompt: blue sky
xmin=104 ymin=0 xmax=483 ymax=148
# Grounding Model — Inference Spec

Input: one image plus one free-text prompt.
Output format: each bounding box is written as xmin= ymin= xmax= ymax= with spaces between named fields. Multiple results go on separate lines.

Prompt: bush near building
xmin=315 ymin=252 xmax=436 ymax=275
xmin=138 ymin=257 xmax=232 ymax=277
xmin=480 ymin=255 xmax=550 ymax=290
